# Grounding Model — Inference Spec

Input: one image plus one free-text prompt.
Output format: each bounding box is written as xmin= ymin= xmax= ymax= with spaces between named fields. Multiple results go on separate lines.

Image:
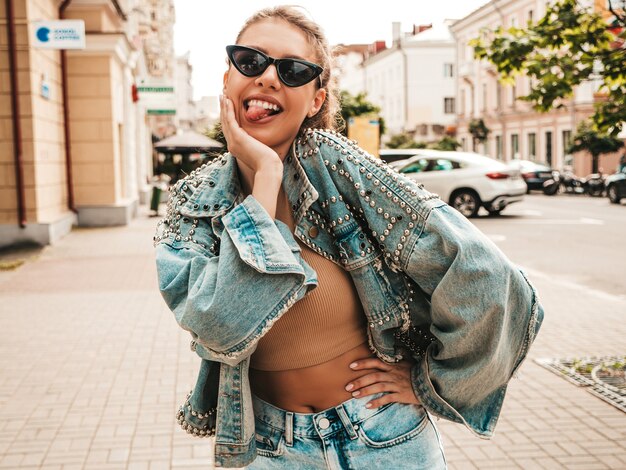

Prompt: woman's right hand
xmin=220 ymin=95 xmax=283 ymax=174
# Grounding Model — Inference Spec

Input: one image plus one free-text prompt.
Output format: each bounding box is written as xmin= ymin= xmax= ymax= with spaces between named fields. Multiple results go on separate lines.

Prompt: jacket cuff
xmin=411 ymin=353 xmax=504 ymax=438
xmin=222 ymin=195 xmax=303 ymax=274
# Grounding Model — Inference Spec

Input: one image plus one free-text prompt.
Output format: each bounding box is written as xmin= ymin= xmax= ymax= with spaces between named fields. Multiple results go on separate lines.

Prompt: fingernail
xmin=365 ymin=402 xmax=372 ymax=408
xmin=349 ymin=362 xmax=358 ymax=369
xmin=352 ymin=391 xmax=360 ymax=397
xmin=345 ymin=383 xmax=353 ymax=391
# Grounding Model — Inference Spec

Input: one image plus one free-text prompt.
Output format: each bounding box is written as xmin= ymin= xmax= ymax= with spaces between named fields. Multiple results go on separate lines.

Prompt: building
xmin=194 ymin=96 xmax=219 ymax=134
xmin=450 ymin=0 xmax=623 ymax=174
xmin=0 ymin=0 xmax=175 ymax=248
xmin=334 ymin=43 xmax=370 ymax=96
xmin=353 ymin=21 xmax=457 ymax=142
xmin=174 ymin=52 xmax=195 ymax=130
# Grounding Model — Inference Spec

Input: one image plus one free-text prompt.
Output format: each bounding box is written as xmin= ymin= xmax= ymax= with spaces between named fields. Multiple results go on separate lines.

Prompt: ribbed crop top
xmin=249 ymin=189 xmax=368 ymax=371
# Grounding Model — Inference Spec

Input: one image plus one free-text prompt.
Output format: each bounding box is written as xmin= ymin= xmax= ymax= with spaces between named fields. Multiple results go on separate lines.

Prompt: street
xmin=0 ymin=196 xmax=624 ymax=469
xmin=473 ymin=194 xmax=626 ymax=299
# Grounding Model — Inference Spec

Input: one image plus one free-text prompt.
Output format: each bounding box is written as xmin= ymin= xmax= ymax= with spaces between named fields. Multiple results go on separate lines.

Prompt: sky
xmin=173 ymin=0 xmax=490 ymax=100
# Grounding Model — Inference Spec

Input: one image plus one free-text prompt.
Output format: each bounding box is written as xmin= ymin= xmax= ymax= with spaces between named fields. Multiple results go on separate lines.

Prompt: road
xmin=472 ymin=193 xmax=626 ymax=299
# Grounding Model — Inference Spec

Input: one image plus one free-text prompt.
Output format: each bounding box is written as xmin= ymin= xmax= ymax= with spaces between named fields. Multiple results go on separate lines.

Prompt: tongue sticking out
xmin=245 ymin=104 xmax=271 ymax=121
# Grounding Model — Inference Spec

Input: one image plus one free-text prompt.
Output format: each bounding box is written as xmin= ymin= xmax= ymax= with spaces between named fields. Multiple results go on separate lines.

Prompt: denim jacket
xmin=154 ymin=129 xmax=543 ymax=468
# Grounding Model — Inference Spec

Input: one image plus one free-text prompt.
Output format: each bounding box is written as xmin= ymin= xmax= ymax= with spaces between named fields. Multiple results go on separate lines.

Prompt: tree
xmin=339 ymin=90 xmax=386 ymax=137
xmin=385 ymin=132 xmax=427 ymax=149
xmin=468 ymin=118 xmax=490 ymax=151
xmin=430 ymin=136 xmax=462 ymax=151
xmin=567 ymin=121 xmax=624 ymax=173
xmin=471 ymin=0 xmax=626 ymax=136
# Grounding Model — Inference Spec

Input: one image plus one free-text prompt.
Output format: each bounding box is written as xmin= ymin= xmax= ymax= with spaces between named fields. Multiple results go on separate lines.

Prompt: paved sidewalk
xmin=0 ymin=208 xmax=624 ymax=469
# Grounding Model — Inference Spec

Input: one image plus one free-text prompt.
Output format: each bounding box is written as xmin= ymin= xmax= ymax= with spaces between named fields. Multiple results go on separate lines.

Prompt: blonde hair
xmin=235 ymin=5 xmax=343 ymax=133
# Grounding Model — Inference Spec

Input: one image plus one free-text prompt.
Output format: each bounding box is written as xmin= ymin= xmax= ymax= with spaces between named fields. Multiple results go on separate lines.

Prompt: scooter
xmin=584 ymin=173 xmax=605 ymax=197
xmin=542 ymin=171 xmax=561 ymax=195
xmin=560 ymin=170 xmax=587 ymax=194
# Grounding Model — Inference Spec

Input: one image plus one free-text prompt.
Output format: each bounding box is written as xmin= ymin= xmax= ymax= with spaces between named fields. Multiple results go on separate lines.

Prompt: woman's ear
xmin=307 ymin=88 xmax=327 ymax=118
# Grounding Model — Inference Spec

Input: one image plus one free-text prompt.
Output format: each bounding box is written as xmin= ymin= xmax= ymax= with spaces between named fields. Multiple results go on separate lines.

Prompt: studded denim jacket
xmin=154 ymin=129 xmax=544 ymax=468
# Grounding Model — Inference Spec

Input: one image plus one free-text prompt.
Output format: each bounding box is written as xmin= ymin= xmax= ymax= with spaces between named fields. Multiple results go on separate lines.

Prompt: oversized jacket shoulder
xmin=153 ymin=154 xmax=230 ymax=256
xmin=294 ymin=128 xmax=446 ymax=271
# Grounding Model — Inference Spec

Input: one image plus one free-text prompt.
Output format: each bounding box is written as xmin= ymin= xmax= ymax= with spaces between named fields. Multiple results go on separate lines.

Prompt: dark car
xmin=605 ymin=168 xmax=626 ymax=204
xmin=510 ymin=159 xmax=555 ymax=192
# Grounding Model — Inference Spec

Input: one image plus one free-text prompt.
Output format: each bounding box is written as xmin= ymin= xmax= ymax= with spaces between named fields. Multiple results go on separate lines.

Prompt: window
xmin=399 ymin=159 xmax=429 ymax=174
xmin=444 ymin=97 xmax=455 ymax=114
xmin=511 ymin=85 xmax=516 ymax=105
xmin=562 ymin=130 xmax=572 ymax=155
xmin=511 ymin=134 xmax=519 ymax=158
xmin=431 ymin=159 xmax=460 ymax=171
xmin=444 ymin=63 xmax=454 ymax=77
xmin=528 ymin=132 xmax=536 ymax=158
xmin=495 ymin=135 xmax=503 ymax=160
xmin=545 ymin=131 xmax=553 ymax=166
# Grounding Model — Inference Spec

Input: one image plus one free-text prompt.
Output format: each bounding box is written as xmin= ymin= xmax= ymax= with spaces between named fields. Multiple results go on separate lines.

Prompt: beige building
xmin=451 ymin=0 xmax=623 ymax=175
xmin=0 ymin=0 xmax=177 ymax=249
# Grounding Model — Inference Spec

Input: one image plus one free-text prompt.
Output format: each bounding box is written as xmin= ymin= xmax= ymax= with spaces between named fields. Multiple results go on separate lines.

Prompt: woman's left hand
xmin=345 ymin=357 xmax=420 ymax=409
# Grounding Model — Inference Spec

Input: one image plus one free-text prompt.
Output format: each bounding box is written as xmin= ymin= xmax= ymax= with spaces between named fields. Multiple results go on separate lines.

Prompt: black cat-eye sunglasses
xmin=226 ymin=45 xmax=324 ymax=88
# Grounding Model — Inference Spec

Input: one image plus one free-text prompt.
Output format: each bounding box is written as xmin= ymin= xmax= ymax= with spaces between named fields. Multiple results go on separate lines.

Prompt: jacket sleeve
xmin=405 ymin=204 xmax=543 ymax=437
xmin=299 ymin=129 xmax=543 ymax=437
xmin=154 ymin=177 xmax=318 ymax=366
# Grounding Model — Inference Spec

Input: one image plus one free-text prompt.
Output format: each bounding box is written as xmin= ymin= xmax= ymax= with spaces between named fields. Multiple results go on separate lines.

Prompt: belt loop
xmin=285 ymin=411 xmax=294 ymax=447
xmin=336 ymin=405 xmax=358 ymax=440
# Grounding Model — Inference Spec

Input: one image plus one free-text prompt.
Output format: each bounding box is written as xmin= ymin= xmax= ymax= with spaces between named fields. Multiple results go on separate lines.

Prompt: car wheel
xmin=608 ymin=185 xmax=621 ymax=204
xmin=451 ymin=190 xmax=480 ymax=218
xmin=487 ymin=208 xmax=503 ymax=216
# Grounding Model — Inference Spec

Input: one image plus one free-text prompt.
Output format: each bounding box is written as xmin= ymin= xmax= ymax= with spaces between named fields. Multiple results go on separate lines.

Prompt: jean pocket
xmin=254 ymin=420 xmax=285 ymax=458
xmin=357 ymin=402 xmax=428 ymax=449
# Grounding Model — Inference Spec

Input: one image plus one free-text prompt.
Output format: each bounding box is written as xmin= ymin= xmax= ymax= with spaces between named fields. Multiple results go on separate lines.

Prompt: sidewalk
xmin=0 ymin=207 xmax=624 ymax=469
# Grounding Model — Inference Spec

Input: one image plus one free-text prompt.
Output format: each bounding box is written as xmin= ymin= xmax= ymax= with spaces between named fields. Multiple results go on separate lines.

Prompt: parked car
xmin=379 ymin=148 xmax=423 ymax=165
xmin=391 ymin=150 xmax=526 ymax=217
xmin=510 ymin=159 xmax=555 ymax=192
xmin=605 ymin=167 xmax=626 ymax=204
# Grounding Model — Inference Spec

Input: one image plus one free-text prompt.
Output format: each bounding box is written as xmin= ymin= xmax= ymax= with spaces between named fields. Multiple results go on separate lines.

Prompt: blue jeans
xmin=246 ymin=393 xmax=447 ymax=469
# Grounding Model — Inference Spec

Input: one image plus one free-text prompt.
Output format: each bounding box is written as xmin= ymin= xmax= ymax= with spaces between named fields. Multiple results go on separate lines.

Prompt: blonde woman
xmin=155 ymin=6 xmax=543 ymax=469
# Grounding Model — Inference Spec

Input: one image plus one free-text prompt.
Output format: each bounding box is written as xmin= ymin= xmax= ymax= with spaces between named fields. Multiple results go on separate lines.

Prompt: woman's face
xmin=223 ymin=18 xmax=326 ymax=159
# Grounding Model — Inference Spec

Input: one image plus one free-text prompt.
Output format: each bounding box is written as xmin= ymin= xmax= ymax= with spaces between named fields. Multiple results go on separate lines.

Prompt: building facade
xmin=0 ymin=0 xmax=176 ymax=248
xmin=450 ymin=0 xmax=623 ymax=175
xmin=356 ymin=22 xmax=457 ymax=142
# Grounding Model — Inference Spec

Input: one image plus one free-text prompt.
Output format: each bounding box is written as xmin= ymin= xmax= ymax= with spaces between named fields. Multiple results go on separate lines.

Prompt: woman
xmin=154 ymin=6 xmax=543 ymax=469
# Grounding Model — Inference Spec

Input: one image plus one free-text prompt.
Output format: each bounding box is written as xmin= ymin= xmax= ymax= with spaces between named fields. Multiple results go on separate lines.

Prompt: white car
xmin=389 ymin=150 xmax=526 ymax=217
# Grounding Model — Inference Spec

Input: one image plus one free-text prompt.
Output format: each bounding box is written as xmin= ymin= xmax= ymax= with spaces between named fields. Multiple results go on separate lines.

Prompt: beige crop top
xmin=249 ymin=189 xmax=368 ymax=371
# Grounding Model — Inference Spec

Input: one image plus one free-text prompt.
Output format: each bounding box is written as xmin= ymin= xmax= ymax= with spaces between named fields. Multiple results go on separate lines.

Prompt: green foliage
xmin=471 ymin=0 xmax=626 ymax=136
xmin=205 ymin=121 xmax=227 ymax=147
xmin=567 ymin=120 xmax=624 ymax=172
xmin=468 ymin=118 xmax=490 ymax=143
xmin=430 ymin=136 xmax=462 ymax=151
xmin=339 ymin=90 xmax=386 ymax=137
xmin=385 ymin=132 xmax=427 ymax=149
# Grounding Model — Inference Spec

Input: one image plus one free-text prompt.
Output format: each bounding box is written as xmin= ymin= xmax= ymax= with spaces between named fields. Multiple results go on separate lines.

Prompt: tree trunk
xmin=592 ymin=153 xmax=599 ymax=174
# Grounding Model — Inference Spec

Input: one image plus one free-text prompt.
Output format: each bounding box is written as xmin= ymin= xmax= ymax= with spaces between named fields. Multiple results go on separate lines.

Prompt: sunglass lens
xmin=278 ymin=60 xmax=317 ymax=86
xmin=231 ymin=49 xmax=267 ymax=76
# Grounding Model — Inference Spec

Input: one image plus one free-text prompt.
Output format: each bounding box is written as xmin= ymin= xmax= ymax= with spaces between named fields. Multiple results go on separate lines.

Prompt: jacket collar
xmin=181 ymin=143 xmax=319 ymax=224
